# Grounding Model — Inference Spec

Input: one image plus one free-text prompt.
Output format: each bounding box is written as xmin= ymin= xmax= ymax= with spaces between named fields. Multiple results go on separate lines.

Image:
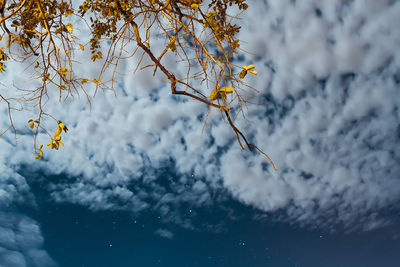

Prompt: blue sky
xmin=1 ymin=0 xmax=400 ymax=266
xmin=15 ymin=168 xmax=400 ymax=267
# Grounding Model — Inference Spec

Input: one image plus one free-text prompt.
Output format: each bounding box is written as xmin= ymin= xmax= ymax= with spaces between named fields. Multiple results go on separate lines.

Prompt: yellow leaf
xmin=60 ymin=67 xmax=68 ymax=77
xmin=219 ymin=87 xmax=234 ymax=93
xmin=55 ymin=126 xmax=62 ymax=137
xmin=243 ymin=64 xmax=255 ymax=70
xmin=210 ymin=89 xmax=219 ymax=100
xmin=0 ymin=62 xmax=5 ymax=73
xmin=248 ymin=70 xmax=257 ymax=75
xmin=65 ymin=8 xmax=74 ymax=17
xmin=90 ymin=51 xmax=103 ymax=61
xmin=191 ymin=4 xmax=199 ymax=9
xmin=58 ymin=121 xmax=68 ymax=133
xmin=29 ymin=122 xmax=34 ymax=129
xmin=42 ymin=73 xmax=50 ymax=82
xmin=79 ymin=44 xmax=84 ymax=51
xmin=239 ymin=65 xmax=257 ymax=79
xmin=59 ymin=141 xmax=64 ymax=147
xmin=54 ymin=136 xmax=61 ymax=141
xmin=0 ymin=51 xmax=8 ymax=61
xmin=206 ymin=11 xmax=216 ymax=17
xmin=66 ymin=22 xmax=73 ymax=33
xmin=93 ymin=78 xmax=102 ymax=85
xmin=35 ymin=155 xmax=40 ymax=160
xmin=34 ymin=62 xmax=39 ymax=69
xmin=57 ymin=121 xmax=68 ymax=133
xmin=239 ymin=69 xmax=247 ymax=79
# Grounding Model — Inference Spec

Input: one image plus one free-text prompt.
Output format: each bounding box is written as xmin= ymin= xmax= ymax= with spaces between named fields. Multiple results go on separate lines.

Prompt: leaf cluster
xmin=0 ymin=0 xmax=276 ymax=171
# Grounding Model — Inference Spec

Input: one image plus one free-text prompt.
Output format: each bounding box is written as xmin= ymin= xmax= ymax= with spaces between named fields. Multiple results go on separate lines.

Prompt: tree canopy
xmin=0 ymin=0 xmax=276 ymax=170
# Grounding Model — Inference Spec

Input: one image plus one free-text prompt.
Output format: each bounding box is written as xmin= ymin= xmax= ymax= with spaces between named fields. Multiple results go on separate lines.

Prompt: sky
xmin=1 ymin=0 xmax=400 ymax=266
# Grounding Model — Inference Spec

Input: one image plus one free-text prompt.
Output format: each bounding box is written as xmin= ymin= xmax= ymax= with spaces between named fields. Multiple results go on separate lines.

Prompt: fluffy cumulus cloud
xmin=228 ymin=0 xmax=400 ymax=230
xmin=1 ymin=0 xmax=399 ymax=234
xmin=0 ymin=212 xmax=56 ymax=267
xmin=0 ymin=139 xmax=55 ymax=266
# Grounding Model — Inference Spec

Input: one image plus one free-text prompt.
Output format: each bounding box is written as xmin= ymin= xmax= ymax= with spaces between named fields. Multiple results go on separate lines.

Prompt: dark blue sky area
xmin=23 ymin=175 xmax=400 ymax=267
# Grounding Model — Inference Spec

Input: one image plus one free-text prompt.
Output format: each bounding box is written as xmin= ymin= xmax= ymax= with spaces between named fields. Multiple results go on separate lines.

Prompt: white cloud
xmin=0 ymin=0 xmax=399 ymax=233
xmin=0 ymin=212 xmax=56 ymax=267
xmin=0 ymin=138 xmax=54 ymax=265
xmin=154 ymin=228 xmax=174 ymax=240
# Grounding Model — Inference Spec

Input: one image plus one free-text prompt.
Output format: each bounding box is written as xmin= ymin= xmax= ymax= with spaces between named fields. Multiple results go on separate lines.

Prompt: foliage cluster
xmin=0 ymin=0 xmax=276 ymax=170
